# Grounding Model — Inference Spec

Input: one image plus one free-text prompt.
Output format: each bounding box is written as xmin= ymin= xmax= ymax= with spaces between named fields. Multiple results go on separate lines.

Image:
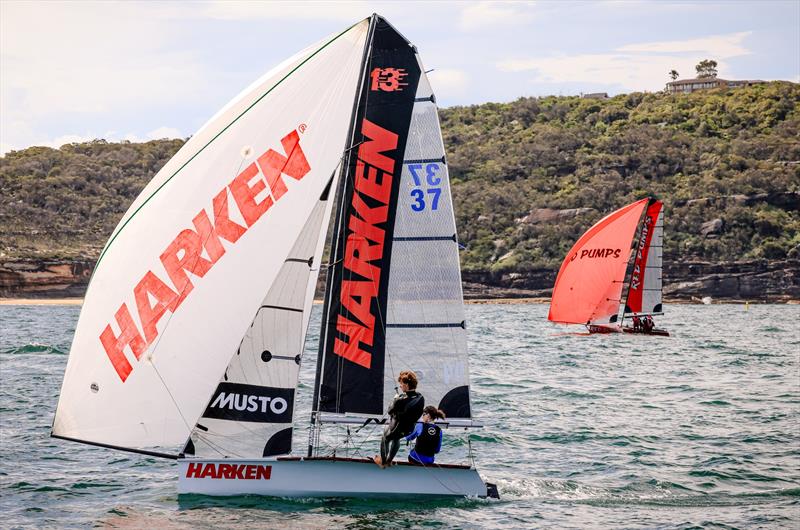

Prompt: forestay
xmin=52 ymin=20 xmax=369 ymax=450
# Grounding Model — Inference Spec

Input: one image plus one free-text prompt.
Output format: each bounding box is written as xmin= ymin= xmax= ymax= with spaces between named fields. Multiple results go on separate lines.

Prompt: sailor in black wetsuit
xmin=374 ymin=370 xmax=424 ymax=468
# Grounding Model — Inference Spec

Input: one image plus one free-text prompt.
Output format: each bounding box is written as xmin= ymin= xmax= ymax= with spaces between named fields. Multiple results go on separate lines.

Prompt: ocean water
xmin=1 ymin=303 xmax=798 ymax=529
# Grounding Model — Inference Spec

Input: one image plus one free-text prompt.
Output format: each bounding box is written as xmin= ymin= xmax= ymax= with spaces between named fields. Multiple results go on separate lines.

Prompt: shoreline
xmin=2 ymin=297 xmax=797 ymax=306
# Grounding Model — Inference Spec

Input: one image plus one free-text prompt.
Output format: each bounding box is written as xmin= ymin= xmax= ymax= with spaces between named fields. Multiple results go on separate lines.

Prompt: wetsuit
xmin=406 ymin=421 xmax=442 ymax=465
xmin=380 ymin=390 xmax=424 ymax=466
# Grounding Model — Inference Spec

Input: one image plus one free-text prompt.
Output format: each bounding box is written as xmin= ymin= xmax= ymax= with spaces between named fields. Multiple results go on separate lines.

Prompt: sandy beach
xmin=0 ymin=298 xmax=84 ymax=306
xmin=0 ymin=297 xmax=551 ymax=306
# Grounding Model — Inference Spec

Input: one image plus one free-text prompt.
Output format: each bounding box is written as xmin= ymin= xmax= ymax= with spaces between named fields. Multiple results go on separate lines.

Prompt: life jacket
xmin=413 ymin=422 xmax=441 ymax=457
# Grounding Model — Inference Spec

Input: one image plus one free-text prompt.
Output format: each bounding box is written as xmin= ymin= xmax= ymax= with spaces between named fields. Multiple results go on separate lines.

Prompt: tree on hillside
xmin=695 ymin=59 xmax=718 ymax=79
xmin=669 ymin=69 xmax=679 ymax=81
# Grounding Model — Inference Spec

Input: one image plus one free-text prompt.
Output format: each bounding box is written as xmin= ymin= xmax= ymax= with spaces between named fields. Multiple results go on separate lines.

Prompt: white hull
xmin=177 ymin=456 xmax=489 ymax=498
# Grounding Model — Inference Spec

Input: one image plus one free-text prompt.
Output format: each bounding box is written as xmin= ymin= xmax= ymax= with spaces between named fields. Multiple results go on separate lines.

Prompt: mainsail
xmin=314 ymin=20 xmax=473 ymax=422
xmin=52 ymin=20 xmax=370 ymax=450
xmin=548 ymin=199 xmax=649 ymax=326
xmin=623 ymin=199 xmax=664 ymax=318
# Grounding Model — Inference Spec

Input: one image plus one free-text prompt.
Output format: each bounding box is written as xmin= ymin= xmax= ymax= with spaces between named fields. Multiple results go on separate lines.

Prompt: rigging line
xmin=313 ymin=18 xmax=376 ymax=437
xmin=196 ymin=433 xmax=245 ymax=459
xmin=145 ymin=154 xmax=250 ymax=439
xmin=51 ymin=434 xmax=178 ymax=460
xmin=345 ymin=422 xmax=381 ymax=458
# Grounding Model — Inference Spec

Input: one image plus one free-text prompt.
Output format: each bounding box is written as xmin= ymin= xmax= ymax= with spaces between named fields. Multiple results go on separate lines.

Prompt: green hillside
xmin=1 ymin=82 xmax=798 ymax=274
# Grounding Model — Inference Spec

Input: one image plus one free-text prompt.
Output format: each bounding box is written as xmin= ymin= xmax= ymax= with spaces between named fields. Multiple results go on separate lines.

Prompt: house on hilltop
xmin=666 ymin=77 xmax=765 ymax=94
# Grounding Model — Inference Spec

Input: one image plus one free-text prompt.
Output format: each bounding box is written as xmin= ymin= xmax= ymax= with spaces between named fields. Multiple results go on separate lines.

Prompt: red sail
xmin=625 ymin=200 xmax=662 ymax=314
xmin=548 ymin=199 xmax=649 ymax=325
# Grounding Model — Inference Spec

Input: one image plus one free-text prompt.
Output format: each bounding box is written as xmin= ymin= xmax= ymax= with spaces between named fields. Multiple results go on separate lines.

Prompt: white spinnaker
xmin=642 ymin=209 xmax=664 ymax=315
xmin=53 ymin=20 xmax=369 ymax=449
xmin=383 ymin=59 xmax=472 ymax=418
xmin=188 ymin=187 xmax=335 ymax=458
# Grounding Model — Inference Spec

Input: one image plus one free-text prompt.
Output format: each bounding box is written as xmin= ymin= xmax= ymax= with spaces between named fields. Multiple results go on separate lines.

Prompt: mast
xmin=309 ymin=14 xmax=378 ymax=457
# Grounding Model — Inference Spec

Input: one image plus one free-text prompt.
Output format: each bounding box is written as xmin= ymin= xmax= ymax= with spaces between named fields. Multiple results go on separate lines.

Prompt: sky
xmin=1 ymin=0 xmax=798 ymax=154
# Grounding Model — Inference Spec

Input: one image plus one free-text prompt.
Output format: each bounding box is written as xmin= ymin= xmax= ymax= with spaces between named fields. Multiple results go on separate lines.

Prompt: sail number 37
xmin=408 ymin=163 xmax=442 ymax=211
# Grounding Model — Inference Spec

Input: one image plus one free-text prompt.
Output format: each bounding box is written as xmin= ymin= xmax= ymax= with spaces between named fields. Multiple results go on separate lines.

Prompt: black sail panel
xmin=317 ymin=17 xmax=422 ymax=415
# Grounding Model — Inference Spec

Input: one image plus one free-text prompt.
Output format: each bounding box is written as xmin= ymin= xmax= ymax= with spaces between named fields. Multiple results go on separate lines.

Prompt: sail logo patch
xmin=334 ymin=118 xmax=399 ymax=369
xmin=185 ymin=462 xmax=271 ymax=480
xmin=370 ymin=67 xmax=408 ymax=92
xmin=202 ymin=382 xmax=294 ymax=423
xmin=99 ymin=128 xmax=310 ymax=383
xmin=578 ymin=248 xmax=621 ymax=259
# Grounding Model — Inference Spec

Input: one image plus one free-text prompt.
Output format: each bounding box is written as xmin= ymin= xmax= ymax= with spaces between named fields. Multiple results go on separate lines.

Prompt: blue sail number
xmin=408 ymin=163 xmax=442 ymax=211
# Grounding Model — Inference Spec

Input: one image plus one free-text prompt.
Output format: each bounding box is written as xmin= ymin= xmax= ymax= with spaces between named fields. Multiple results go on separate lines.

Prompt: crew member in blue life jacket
xmin=406 ymin=405 xmax=445 ymax=465
xmin=373 ymin=370 xmax=425 ymax=468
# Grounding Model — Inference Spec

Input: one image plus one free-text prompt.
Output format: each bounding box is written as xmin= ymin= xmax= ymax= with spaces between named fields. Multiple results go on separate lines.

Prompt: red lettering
xmin=331 ymin=119 xmax=400 ymax=369
xmin=340 ymin=280 xmax=378 ymax=329
xmin=334 ymin=314 xmax=373 ymax=368
xmin=354 ymin=160 xmax=391 ymax=203
xmin=191 ymin=189 xmax=247 ymax=264
xmin=351 ymin=191 xmax=388 ymax=233
xmin=134 ymin=271 xmax=179 ymax=344
xmin=343 ymin=236 xmax=382 ymax=290
xmin=101 ymin=130 xmax=310 ymax=383
xmin=229 ymin=162 xmax=273 ymax=227
xmin=160 ymin=229 xmax=214 ymax=308
xmin=218 ymin=463 xmax=232 ymax=479
xmin=256 ymin=465 xmax=272 ymax=480
xmin=234 ymin=465 xmax=245 ymax=479
xmin=245 ymin=465 xmax=256 ymax=480
xmin=100 ymin=303 xmax=146 ymax=382
xmin=256 ymin=130 xmax=311 ymax=201
xmin=359 ymin=119 xmax=398 ymax=173
xmin=186 ymin=462 xmax=203 ymax=478
xmin=198 ymin=463 xmax=214 ymax=479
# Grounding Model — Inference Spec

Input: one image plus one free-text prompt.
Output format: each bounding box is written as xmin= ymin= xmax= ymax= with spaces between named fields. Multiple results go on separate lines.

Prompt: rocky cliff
xmin=3 ymin=257 xmax=797 ymax=302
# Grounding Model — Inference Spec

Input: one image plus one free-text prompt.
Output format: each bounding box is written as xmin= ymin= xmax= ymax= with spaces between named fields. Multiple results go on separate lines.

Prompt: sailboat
xmin=51 ymin=15 xmax=497 ymax=498
xmin=548 ymin=198 xmax=669 ymax=336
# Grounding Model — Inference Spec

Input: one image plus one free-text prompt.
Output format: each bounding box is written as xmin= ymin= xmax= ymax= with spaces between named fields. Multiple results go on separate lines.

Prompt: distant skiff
xmin=548 ymin=198 xmax=670 ymax=336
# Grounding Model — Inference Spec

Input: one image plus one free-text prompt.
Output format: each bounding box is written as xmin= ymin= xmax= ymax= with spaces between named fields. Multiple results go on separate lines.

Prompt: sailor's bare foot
xmin=372 ymin=455 xmax=385 ymax=468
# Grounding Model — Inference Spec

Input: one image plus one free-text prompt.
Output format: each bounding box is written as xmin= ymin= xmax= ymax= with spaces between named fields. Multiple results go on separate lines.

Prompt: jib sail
xmin=52 ymin=20 xmax=370 ymax=451
xmin=314 ymin=17 xmax=473 ymax=421
xmin=624 ymin=199 xmax=664 ymax=317
xmin=548 ymin=199 xmax=649 ymax=326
